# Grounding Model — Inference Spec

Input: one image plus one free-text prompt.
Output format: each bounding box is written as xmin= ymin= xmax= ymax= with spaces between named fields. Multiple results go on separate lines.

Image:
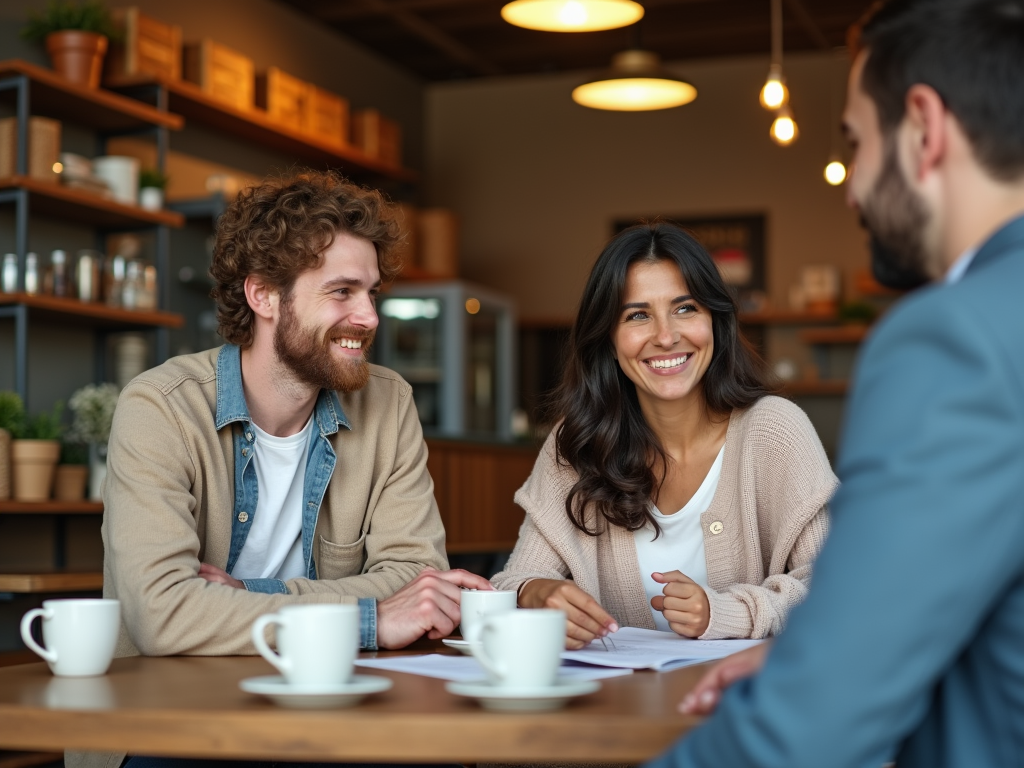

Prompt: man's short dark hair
xmin=852 ymin=0 xmax=1024 ymax=181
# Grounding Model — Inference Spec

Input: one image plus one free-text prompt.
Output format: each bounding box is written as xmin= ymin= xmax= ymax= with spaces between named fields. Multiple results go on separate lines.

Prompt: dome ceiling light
xmin=572 ymin=50 xmax=697 ymax=111
xmin=501 ymin=0 xmax=645 ymax=33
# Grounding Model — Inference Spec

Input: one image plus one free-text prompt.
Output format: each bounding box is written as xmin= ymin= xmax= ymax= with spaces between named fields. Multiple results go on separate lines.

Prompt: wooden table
xmin=0 ymin=643 xmax=706 ymax=763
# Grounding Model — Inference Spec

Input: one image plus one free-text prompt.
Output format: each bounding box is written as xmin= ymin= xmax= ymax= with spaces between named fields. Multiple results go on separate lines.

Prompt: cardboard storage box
xmin=183 ymin=39 xmax=255 ymax=111
xmin=351 ymin=108 xmax=402 ymax=166
xmin=0 ymin=117 xmax=61 ymax=183
xmin=307 ymin=85 xmax=349 ymax=147
xmin=256 ymin=67 xmax=310 ymax=132
xmin=418 ymin=208 xmax=459 ymax=278
xmin=105 ymin=7 xmax=182 ymax=82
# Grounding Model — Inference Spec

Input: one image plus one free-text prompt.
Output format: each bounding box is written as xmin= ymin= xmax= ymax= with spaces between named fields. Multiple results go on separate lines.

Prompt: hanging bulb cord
xmin=771 ymin=0 xmax=783 ymax=69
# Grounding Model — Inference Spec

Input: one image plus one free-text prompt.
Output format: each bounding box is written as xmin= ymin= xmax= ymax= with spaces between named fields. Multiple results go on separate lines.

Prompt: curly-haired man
xmin=96 ymin=172 xmax=490 ymax=692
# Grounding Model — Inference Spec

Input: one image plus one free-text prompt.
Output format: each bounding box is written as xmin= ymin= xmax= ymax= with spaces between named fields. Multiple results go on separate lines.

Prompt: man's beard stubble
xmin=273 ymin=297 xmax=374 ymax=393
xmin=859 ymin=140 xmax=933 ymax=291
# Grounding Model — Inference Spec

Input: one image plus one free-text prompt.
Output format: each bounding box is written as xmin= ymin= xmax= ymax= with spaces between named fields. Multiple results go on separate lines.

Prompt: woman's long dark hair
xmin=553 ymin=222 xmax=777 ymax=535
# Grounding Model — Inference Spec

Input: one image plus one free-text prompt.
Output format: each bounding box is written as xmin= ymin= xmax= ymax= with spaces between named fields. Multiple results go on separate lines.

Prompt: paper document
xmin=561 ymin=626 xmax=766 ymax=671
xmin=355 ymin=653 xmax=633 ymax=682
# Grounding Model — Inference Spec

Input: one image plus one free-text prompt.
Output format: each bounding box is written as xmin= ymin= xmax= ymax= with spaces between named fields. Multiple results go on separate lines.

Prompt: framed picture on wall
xmin=614 ymin=214 xmax=767 ymax=309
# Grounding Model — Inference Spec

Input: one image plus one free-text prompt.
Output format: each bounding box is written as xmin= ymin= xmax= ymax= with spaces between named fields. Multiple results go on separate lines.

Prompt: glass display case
xmin=374 ymin=280 xmax=516 ymax=440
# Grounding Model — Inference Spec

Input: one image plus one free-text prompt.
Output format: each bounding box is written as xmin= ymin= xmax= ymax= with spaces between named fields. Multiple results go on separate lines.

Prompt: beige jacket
xmin=491 ymin=396 xmax=838 ymax=639
xmin=69 ymin=347 xmax=447 ymax=768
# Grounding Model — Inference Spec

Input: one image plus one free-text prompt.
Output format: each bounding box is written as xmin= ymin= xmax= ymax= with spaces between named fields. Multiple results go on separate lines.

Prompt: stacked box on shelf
xmin=105 ymin=7 xmax=182 ymax=82
xmin=256 ymin=67 xmax=310 ymax=133
xmin=352 ymin=108 xmax=402 ymax=167
xmin=0 ymin=117 xmax=61 ymax=183
xmin=183 ymin=39 xmax=255 ymax=112
xmin=307 ymin=85 xmax=349 ymax=147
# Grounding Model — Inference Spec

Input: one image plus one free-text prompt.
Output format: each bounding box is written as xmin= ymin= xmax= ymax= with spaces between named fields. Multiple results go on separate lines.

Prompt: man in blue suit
xmin=647 ymin=1 xmax=1024 ymax=767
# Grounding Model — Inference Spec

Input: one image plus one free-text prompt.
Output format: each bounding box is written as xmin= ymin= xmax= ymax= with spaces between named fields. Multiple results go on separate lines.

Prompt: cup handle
xmin=20 ymin=608 xmax=57 ymax=663
xmin=470 ymin=620 xmax=505 ymax=682
xmin=251 ymin=614 xmax=290 ymax=676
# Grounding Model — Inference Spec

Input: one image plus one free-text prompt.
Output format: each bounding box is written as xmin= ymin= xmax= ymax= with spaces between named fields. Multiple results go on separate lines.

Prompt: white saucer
xmin=446 ymin=678 xmax=600 ymax=712
xmin=442 ymin=638 xmax=473 ymax=655
xmin=240 ymin=674 xmax=392 ymax=709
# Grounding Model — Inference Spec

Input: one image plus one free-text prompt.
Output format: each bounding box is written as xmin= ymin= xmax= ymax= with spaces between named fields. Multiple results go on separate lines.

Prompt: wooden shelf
xmin=0 ymin=177 xmax=185 ymax=230
xmin=107 ymin=74 xmax=417 ymax=183
xmin=0 ymin=572 xmax=102 ymax=593
xmin=739 ymin=309 xmax=839 ymax=325
xmin=0 ymin=501 xmax=103 ymax=515
xmin=0 ymin=293 xmax=184 ymax=329
xmin=0 ymin=752 xmax=63 ymax=768
xmin=799 ymin=325 xmax=871 ymax=345
xmin=0 ymin=60 xmax=182 ymax=132
xmin=783 ymin=379 xmax=849 ymax=396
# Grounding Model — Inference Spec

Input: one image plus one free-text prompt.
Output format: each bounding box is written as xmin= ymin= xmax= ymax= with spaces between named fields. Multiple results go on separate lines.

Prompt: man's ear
xmin=903 ymin=84 xmax=948 ymax=181
xmin=244 ymin=275 xmax=277 ymax=320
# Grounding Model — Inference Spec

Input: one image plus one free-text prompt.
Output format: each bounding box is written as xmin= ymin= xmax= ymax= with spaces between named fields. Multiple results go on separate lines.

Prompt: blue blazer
xmin=648 ymin=215 xmax=1024 ymax=768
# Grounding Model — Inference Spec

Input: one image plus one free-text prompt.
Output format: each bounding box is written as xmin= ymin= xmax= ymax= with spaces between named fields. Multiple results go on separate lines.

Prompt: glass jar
xmin=24 ymin=252 xmax=39 ymax=295
xmin=1 ymin=253 xmax=17 ymax=293
xmin=50 ymin=250 xmax=69 ymax=297
xmin=75 ymin=249 xmax=103 ymax=302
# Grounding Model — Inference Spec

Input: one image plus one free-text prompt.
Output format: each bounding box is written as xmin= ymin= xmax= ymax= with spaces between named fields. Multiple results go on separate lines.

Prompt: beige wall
xmin=425 ymin=50 xmax=869 ymax=322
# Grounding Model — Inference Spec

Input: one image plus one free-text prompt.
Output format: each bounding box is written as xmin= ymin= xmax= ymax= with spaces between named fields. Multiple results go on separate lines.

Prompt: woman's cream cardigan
xmin=491 ymin=396 xmax=839 ymax=639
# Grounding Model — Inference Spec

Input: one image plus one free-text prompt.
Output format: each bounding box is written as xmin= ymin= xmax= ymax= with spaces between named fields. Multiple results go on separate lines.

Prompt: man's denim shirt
xmin=215 ymin=344 xmax=377 ymax=649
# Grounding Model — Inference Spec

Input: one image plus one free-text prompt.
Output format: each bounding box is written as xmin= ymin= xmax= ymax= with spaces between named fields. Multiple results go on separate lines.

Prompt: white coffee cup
xmin=459 ymin=588 xmax=517 ymax=642
xmin=20 ymin=598 xmax=120 ymax=677
xmin=471 ymin=608 xmax=566 ymax=690
xmin=251 ymin=604 xmax=359 ymax=687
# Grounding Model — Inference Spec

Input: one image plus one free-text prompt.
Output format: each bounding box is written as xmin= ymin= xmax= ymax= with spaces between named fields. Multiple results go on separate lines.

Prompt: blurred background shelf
xmin=0 ymin=572 xmax=103 ymax=594
xmin=0 ymin=502 xmax=103 ymax=515
xmin=0 ymin=294 xmax=184 ymax=329
xmin=0 ymin=178 xmax=184 ymax=230
xmin=0 ymin=60 xmax=183 ymax=132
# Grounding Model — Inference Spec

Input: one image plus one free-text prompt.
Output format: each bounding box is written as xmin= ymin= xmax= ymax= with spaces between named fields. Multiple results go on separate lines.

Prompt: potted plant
xmin=67 ymin=383 xmax=119 ymax=501
xmin=0 ymin=391 xmax=25 ymax=501
xmin=21 ymin=1 xmax=118 ymax=89
xmin=10 ymin=401 xmax=64 ymax=502
xmin=138 ymin=168 xmax=169 ymax=212
xmin=54 ymin=440 xmax=89 ymax=502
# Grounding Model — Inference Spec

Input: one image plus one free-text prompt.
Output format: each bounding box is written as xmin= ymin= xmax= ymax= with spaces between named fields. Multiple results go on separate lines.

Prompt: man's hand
xmin=376 ymin=568 xmax=493 ymax=650
xmin=650 ymin=570 xmax=710 ymax=637
xmin=198 ymin=562 xmax=245 ymax=590
xmin=679 ymin=643 xmax=771 ymax=715
xmin=518 ymin=579 xmax=619 ymax=650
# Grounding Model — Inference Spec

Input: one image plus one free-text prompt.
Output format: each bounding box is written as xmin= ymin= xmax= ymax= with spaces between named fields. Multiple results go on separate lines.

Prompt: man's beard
xmin=274 ymin=298 xmax=375 ymax=393
xmin=859 ymin=140 xmax=932 ymax=291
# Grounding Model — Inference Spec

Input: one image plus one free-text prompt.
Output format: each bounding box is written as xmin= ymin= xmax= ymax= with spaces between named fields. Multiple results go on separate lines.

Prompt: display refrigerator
xmin=373 ymin=280 xmax=516 ymax=440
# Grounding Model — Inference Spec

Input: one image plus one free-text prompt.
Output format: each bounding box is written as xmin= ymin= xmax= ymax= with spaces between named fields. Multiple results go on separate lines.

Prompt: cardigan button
xmin=237 ymin=511 xmax=249 ymax=523
xmin=709 ymin=521 xmax=724 ymax=535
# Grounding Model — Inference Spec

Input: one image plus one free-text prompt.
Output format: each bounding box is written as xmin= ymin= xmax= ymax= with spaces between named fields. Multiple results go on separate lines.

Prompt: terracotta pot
xmin=11 ymin=439 xmax=61 ymax=502
xmin=54 ymin=464 xmax=89 ymax=502
xmin=0 ymin=428 xmax=10 ymax=500
xmin=45 ymin=30 xmax=109 ymax=89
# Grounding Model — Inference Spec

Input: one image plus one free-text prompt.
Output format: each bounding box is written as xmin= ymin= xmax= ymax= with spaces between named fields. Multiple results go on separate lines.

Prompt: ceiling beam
xmin=783 ymin=0 xmax=833 ymax=50
xmin=346 ymin=0 xmax=503 ymax=75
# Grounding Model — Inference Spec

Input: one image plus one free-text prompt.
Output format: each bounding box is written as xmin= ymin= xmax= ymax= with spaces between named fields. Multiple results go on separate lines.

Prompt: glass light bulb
xmin=770 ymin=114 xmax=798 ymax=145
xmin=824 ymin=161 xmax=847 ymax=185
xmin=760 ymin=79 xmax=787 ymax=110
xmin=558 ymin=0 xmax=588 ymax=26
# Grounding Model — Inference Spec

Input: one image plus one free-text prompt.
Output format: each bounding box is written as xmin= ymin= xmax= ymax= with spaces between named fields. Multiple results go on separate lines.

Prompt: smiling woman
xmin=492 ymin=222 xmax=839 ymax=646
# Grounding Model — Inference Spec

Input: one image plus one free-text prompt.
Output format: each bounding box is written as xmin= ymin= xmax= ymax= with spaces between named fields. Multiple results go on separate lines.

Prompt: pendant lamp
xmin=759 ymin=0 xmax=789 ymax=110
xmin=572 ymin=50 xmax=697 ymax=111
xmin=769 ymin=105 xmax=799 ymax=145
xmin=501 ymin=0 xmax=644 ymax=33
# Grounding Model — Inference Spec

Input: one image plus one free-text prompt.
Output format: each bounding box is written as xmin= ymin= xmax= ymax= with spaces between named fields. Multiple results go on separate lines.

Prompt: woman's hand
xmin=518 ymin=579 xmax=619 ymax=649
xmin=650 ymin=570 xmax=711 ymax=637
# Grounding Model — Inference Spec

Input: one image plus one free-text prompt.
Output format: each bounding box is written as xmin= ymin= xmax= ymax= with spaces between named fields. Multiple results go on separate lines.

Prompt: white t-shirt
xmin=634 ymin=445 xmax=725 ymax=632
xmin=230 ymin=415 xmax=315 ymax=582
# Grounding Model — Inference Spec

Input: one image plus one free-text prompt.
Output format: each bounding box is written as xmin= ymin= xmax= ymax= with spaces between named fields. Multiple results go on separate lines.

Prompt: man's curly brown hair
xmin=210 ymin=170 xmax=402 ymax=348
